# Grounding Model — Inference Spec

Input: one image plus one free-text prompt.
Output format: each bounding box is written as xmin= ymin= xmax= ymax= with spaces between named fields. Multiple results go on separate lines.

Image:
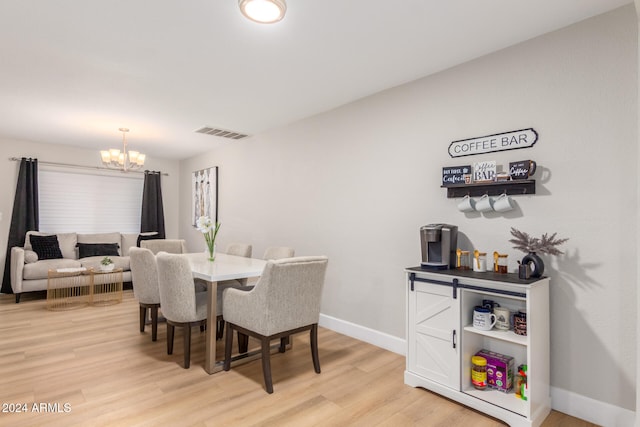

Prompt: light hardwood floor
xmin=0 ymin=290 xmax=598 ymax=427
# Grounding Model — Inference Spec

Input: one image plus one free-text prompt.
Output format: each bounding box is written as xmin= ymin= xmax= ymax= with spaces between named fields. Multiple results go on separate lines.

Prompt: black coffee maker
xmin=420 ymin=224 xmax=458 ymax=269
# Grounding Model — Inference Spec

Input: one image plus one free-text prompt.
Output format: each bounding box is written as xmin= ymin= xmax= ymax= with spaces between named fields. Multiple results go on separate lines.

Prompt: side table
xmin=90 ymin=268 xmax=124 ymax=306
xmin=47 ymin=268 xmax=92 ymax=311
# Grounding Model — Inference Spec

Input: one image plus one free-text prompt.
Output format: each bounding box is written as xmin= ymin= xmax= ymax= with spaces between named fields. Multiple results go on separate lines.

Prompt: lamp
xmin=239 ymin=0 xmax=286 ymax=24
xmin=100 ymin=128 xmax=146 ymax=171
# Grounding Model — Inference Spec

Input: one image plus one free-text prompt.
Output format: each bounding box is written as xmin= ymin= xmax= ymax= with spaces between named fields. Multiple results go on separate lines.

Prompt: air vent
xmin=195 ymin=126 xmax=249 ymax=140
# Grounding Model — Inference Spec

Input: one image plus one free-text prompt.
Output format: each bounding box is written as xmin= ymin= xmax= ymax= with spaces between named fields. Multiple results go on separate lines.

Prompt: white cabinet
xmin=405 ymin=268 xmax=551 ymax=427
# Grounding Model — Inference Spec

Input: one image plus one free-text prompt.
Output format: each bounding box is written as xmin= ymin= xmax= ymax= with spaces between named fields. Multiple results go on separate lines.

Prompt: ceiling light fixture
xmin=239 ymin=0 xmax=286 ymax=24
xmin=100 ymin=128 xmax=146 ymax=172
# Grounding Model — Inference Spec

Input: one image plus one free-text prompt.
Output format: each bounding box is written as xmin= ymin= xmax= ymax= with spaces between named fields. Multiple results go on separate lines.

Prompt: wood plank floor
xmin=0 ymin=291 xmax=598 ymax=427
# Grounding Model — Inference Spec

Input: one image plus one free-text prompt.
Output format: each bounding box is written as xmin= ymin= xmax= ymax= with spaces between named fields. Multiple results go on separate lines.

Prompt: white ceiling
xmin=0 ymin=0 xmax=632 ymax=160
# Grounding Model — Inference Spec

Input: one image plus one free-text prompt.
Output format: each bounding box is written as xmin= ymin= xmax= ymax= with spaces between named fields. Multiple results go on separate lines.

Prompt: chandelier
xmin=239 ymin=0 xmax=286 ymax=24
xmin=100 ymin=128 xmax=145 ymax=171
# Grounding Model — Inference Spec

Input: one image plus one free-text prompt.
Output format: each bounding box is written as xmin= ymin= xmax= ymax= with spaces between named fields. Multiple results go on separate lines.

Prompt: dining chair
xmin=222 ymin=256 xmax=329 ymax=393
xmin=129 ymin=247 xmax=161 ymax=341
xmin=156 ymin=252 xmax=208 ymax=369
xmin=140 ymin=239 xmax=187 ymax=255
xmin=263 ymin=246 xmax=295 ymax=260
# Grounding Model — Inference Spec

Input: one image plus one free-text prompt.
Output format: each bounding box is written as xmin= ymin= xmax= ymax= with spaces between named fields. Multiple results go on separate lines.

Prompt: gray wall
xmin=180 ymin=6 xmax=637 ymax=414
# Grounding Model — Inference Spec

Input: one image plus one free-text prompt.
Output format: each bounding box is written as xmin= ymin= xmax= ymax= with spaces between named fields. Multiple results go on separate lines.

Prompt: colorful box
xmin=475 ymin=349 xmax=514 ymax=392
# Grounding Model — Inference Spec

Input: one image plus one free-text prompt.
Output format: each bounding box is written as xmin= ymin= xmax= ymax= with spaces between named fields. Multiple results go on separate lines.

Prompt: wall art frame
xmin=192 ymin=166 xmax=218 ymax=226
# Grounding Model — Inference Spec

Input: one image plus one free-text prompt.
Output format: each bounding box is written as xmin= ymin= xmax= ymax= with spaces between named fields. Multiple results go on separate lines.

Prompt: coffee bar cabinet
xmin=405 ymin=268 xmax=550 ymax=427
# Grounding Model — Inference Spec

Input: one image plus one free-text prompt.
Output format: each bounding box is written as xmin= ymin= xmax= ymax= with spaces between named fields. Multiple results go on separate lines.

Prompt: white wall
xmin=0 ymin=137 xmax=181 ymax=270
xmin=179 ymin=6 xmax=637 ymax=422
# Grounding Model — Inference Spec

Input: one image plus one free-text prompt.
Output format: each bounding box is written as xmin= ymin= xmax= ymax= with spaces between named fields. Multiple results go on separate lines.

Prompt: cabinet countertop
xmin=406 ymin=266 xmax=546 ymax=285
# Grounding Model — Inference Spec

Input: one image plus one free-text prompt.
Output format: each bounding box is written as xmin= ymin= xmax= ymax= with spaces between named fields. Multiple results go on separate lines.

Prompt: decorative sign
xmin=442 ymin=165 xmax=471 ymax=186
xmin=509 ymin=160 xmax=537 ymax=180
xmin=449 ymin=128 xmax=538 ymax=158
xmin=473 ymin=161 xmax=496 ymax=183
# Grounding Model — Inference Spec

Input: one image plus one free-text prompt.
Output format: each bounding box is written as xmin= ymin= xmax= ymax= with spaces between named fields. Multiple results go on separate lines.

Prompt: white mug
xmin=494 ymin=307 xmax=511 ymax=331
xmin=473 ymin=307 xmax=496 ymax=331
xmin=493 ymin=193 xmax=514 ymax=213
xmin=475 ymin=194 xmax=493 ymax=212
xmin=457 ymin=195 xmax=476 ymax=212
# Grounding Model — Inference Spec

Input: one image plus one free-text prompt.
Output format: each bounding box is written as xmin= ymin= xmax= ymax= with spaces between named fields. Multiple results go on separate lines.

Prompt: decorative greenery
xmin=509 ymin=227 xmax=569 ymax=255
xmin=196 ymin=216 xmax=221 ymax=261
xmin=101 ymin=256 xmax=113 ymax=266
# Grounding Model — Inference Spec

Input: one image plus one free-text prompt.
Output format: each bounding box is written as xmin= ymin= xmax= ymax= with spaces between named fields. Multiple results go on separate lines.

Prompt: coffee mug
xmin=473 ymin=307 xmax=496 ymax=331
xmin=475 ymin=194 xmax=493 ymax=212
xmin=514 ymin=312 xmax=527 ymax=336
xmin=457 ymin=195 xmax=476 ymax=212
xmin=492 ymin=193 xmax=514 ymax=213
xmin=494 ymin=307 xmax=511 ymax=331
xmin=482 ymin=299 xmax=500 ymax=311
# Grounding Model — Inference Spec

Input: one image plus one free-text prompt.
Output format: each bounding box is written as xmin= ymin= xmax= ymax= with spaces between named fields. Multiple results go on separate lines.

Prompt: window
xmin=38 ymin=168 xmax=143 ymax=233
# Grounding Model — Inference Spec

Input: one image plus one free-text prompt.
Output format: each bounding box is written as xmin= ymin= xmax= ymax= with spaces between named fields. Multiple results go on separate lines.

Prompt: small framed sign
xmin=442 ymin=165 xmax=471 ymax=186
xmin=473 ymin=161 xmax=496 ymax=183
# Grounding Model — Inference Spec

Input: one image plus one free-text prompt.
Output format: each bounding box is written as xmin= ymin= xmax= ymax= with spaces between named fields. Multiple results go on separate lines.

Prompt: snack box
xmin=475 ymin=349 xmax=514 ymax=392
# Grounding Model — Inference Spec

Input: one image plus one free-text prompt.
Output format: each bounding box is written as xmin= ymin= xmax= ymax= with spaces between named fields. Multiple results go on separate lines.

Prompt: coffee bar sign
xmin=448 ymin=128 xmax=538 ymax=158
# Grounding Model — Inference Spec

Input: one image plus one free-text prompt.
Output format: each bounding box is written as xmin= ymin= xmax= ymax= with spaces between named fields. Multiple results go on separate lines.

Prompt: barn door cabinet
xmin=405 ymin=268 xmax=551 ymax=427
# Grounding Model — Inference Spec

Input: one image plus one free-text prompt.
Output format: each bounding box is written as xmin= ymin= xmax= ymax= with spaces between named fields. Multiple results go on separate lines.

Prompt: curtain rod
xmin=8 ymin=157 xmax=169 ymax=176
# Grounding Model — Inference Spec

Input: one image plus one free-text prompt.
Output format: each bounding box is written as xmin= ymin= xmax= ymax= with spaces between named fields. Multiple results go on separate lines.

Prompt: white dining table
xmin=183 ymin=252 xmax=267 ymax=374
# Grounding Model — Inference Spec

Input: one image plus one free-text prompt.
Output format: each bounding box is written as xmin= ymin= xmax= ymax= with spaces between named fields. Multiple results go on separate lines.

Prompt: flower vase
xmin=207 ymin=243 xmax=216 ymax=262
xmin=522 ymin=252 xmax=544 ymax=278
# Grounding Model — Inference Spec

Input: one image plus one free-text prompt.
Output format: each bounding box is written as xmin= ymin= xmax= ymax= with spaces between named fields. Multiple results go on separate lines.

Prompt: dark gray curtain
xmin=2 ymin=158 xmax=39 ymax=294
xmin=140 ymin=170 xmax=165 ymax=239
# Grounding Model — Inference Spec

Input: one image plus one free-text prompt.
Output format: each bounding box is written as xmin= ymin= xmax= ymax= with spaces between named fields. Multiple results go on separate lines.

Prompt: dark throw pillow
xmin=77 ymin=243 xmax=120 ymax=258
xmin=137 ymin=233 xmax=161 ymax=247
xmin=30 ymin=234 xmax=63 ymax=260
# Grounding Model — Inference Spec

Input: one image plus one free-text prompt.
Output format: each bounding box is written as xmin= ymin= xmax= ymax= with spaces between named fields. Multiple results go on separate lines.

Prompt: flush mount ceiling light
xmin=239 ymin=0 xmax=286 ymax=24
xmin=100 ymin=128 xmax=146 ymax=172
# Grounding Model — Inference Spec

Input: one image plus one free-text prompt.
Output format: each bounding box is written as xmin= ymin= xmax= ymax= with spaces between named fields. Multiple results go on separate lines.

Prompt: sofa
xmin=10 ymin=231 xmax=158 ymax=303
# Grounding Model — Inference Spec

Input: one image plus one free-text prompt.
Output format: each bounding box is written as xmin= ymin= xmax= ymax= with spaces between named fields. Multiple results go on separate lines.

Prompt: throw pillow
xmin=30 ymin=234 xmax=64 ymax=260
xmin=137 ymin=233 xmax=161 ymax=247
xmin=24 ymin=250 xmax=39 ymax=264
xmin=77 ymin=243 xmax=120 ymax=258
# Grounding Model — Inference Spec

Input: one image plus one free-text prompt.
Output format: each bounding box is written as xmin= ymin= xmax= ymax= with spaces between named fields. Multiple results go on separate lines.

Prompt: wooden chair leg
xmin=279 ymin=337 xmax=287 ymax=353
xmin=261 ymin=336 xmax=274 ymax=394
xmin=150 ymin=305 xmax=158 ymax=342
xmin=216 ymin=318 xmax=225 ymax=340
xmin=238 ymin=332 xmax=249 ymax=354
xmin=167 ymin=323 xmax=175 ymax=355
xmin=223 ymin=323 xmax=234 ymax=371
xmin=183 ymin=324 xmax=192 ymax=369
xmin=139 ymin=306 xmax=147 ymax=333
xmin=311 ymin=324 xmax=321 ymax=373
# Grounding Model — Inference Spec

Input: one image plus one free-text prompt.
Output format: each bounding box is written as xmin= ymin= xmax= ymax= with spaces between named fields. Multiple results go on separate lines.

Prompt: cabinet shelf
xmin=463 ymin=326 xmax=528 ymax=346
xmin=442 ymin=180 xmax=535 ymax=198
xmin=463 ymin=387 xmax=528 ymax=417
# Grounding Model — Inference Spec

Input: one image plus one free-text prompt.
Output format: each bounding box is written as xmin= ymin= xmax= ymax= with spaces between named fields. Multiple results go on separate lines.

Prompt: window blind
xmin=38 ymin=168 xmax=143 ymax=233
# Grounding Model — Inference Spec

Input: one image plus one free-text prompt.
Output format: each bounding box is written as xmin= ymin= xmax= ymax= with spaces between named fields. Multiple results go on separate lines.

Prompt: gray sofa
xmin=10 ymin=231 xmax=146 ymax=303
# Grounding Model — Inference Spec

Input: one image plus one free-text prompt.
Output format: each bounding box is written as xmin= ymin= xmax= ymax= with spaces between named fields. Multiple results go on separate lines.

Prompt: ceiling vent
xmin=195 ymin=126 xmax=249 ymax=140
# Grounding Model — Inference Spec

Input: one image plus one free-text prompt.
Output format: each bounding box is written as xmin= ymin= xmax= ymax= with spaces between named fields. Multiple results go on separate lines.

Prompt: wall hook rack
xmin=442 ymin=179 xmax=535 ymax=198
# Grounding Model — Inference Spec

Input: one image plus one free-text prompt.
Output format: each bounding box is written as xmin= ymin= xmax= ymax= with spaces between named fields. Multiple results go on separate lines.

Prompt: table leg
xmin=204 ymin=279 xmax=218 ymax=374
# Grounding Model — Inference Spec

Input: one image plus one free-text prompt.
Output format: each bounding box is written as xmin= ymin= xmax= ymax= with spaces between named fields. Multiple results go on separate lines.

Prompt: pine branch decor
xmin=509 ymin=227 xmax=569 ymax=255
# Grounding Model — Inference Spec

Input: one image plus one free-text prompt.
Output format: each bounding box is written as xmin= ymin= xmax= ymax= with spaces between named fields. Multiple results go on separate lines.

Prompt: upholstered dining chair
xmin=263 ymin=246 xmax=295 ymax=260
xmin=223 ymin=256 xmax=329 ymax=393
xmin=140 ymin=239 xmax=187 ymax=255
xmin=129 ymin=247 xmax=161 ymax=342
xmin=156 ymin=252 xmax=208 ymax=369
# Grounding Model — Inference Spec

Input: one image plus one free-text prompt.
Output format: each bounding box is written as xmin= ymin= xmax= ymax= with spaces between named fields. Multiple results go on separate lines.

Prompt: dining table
xmin=184 ymin=252 xmax=267 ymax=374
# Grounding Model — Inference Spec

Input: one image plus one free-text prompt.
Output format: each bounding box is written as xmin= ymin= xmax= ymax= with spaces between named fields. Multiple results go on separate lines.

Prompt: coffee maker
xmin=420 ymin=224 xmax=458 ymax=269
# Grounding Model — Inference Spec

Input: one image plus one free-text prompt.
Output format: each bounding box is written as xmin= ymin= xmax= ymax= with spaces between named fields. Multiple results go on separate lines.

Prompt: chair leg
xmin=279 ymin=337 xmax=287 ymax=353
xmin=223 ymin=323 xmax=234 ymax=371
xmin=15 ymin=293 xmax=21 ymax=303
xmin=216 ymin=318 xmax=225 ymax=340
xmin=238 ymin=332 xmax=249 ymax=353
xmin=311 ymin=324 xmax=321 ymax=373
xmin=261 ymin=336 xmax=274 ymax=394
xmin=150 ymin=305 xmax=158 ymax=342
xmin=139 ymin=306 xmax=147 ymax=333
xmin=167 ymin=323 xmax=175 ymax=355
xmin=183 ymin=325 xmax=192 ymax=369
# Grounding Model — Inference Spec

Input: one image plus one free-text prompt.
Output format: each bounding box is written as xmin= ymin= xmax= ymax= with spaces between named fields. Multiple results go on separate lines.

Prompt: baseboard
xmin=318 ymin=313 xmax=637 ymax=426
xmin=318 ymin=313 xmax=406 ymax=355
xmin=550 ymin=387 xmax=636 ymax=427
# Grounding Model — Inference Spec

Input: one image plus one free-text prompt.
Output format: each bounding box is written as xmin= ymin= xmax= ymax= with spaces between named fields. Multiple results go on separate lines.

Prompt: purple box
xmin=475 ymin=349 xmax=514 ymax=392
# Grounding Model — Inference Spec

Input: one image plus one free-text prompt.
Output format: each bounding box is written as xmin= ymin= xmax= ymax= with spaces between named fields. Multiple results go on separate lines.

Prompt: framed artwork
xmin=192 ymin=167 xmax=218 ymax=226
